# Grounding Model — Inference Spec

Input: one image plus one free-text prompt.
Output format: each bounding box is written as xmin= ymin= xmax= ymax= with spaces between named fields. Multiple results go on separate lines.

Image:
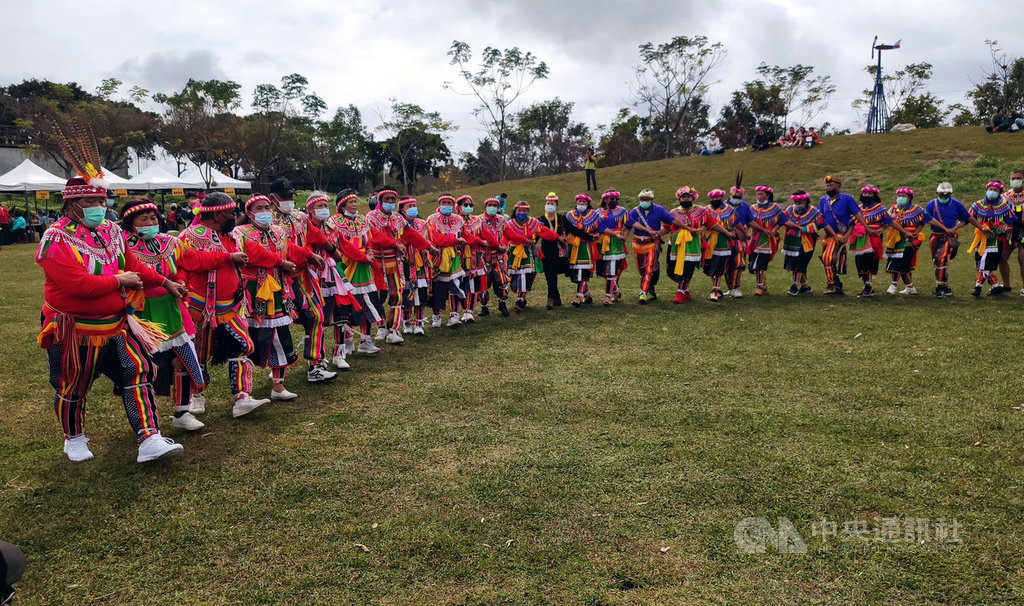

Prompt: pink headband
xmin=484 ymin=197 xmax=500 ymax=206
xmin=601 ymin=190 xmax=620 ymax=199
xmin=861 ymin=186 xmax=880 ymax=195
xmin=675 ymin=186 xmax=699 ymax=200
xmin=437 ymin=195 xmax=455 ymax=205
xmin=246 ymin=194 xmax=271 ymax=212
xmin=377 ymin=189 xmax=399 ymax=200
xmin=335 ymin=194 xmax=358 ymax=212
xmin=398 ymin=197 xmax=417 ymax=207
xmin=895 ymin=187 xmax=914 ymax=196
xmin=708 ymin=189 xmax=726 ymax=198
xmin=987 ymin=181 xmax=1004 ymax=190
xmin=575 ymin=194 xmax=592 ymax=204
xmin=755 ymin=185 xmax=773 ymax=193
xmin=456 ymin=195 xmax=473 ymax=205
xmin=791 ymin=193 xmax=810 ymax=201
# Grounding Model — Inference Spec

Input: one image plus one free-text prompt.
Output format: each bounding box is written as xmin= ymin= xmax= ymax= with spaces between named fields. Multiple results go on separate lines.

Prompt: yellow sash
xmin=439 ymin=246 xmax=457 ymax=273
xmin=511 ymin=244 xmax=528 ymax=269
xmin=672 ymin=230 xmax=693 ymax=274
xmin=968 ymin=227 xmax=987 ymax=254
xmin=884 ymin=227 xmax=902 ymax=249
xmin=256 ymin=274 xmax=281 ymax=301
xmin=566 ymin=234 xmax=582 ymax=264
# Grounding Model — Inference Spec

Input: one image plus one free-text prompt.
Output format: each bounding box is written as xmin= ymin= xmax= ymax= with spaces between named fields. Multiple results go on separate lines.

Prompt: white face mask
xmin=575 ymin=204 xmax=588 ymax=213
xmin=278 ymin=200 xmax=295 ymax=213
xmin=313 ymin=208 xmax=331 ymax=221
xmin=544 ymin=203 xmax=557 ymax=213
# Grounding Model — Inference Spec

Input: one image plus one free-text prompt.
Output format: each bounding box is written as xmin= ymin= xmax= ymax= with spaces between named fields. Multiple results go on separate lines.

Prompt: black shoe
xmin=553 ymin=296 xmax=563 ymax=307
xmin=498 ymin=301 xmax=509 ymax=316
xmin=943 ymin=285 xmax=953 ymax=296
xmin=988 ymin=285 xmax=1004 ymax=296
xmin=572 ymin=299 xmax=581 ymax=308
xmin=583 ymin=296 xmax=593 ymax=305
xmin=479 ymin=305 xmax=490 ymax=316
xmin=648 ymin=292 xmax=657 ymax=301
xmin=788 ymin=284 xmax=799 ymax=296
xmin=972 ymin=285 xmax=982 ymax=297
xmin=933 ymin=286 xmax=943 ymax=298
xmin=799 ymin=285 xmax=813 ymax=295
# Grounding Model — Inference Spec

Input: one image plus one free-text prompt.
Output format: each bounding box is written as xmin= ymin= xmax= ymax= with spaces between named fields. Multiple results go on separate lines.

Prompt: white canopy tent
xmin=0 ymin=159 xmax=67 ymax=192
xmin=101 ymin=167 xmax=131 ymax=186
xmin=125 ymin=164 xmax=194 ymax=190
xmin=179 ymin=166 xmax=252 ymax=190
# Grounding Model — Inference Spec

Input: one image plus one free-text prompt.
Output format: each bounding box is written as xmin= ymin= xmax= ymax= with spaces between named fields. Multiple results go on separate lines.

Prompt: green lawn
xmin=3 ymin=127 xmax=1024 ymax=604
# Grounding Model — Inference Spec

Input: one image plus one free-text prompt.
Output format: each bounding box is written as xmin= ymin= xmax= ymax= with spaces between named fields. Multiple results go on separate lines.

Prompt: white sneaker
xmin=332 ymin=354 xmax=350 ymax=370
xmin=232 ymin=395 xmax=270 ymax=418
xmin=899 ymin=285 xmax=917 ymax=295
xmin=385 ymin=331 xmax=405 ymax=345
xmin=171 ymin=412 xmax=205 ymax=431
xmin=307 ymin=363 xmax=337 ymax=382
xmin=461 ymin=310 xmax=475 ymax=323
xmin=63 ymin=435 xmax=94 ymax=462
xmin=731 ymin=288 xmax=743 ymax=298
xmin=137 ymin=433 xmax=183 ymax=463
xmin=375 ymin=327 xmax=388 ymax=341
xmin=886 ymin=284 xmax=898 ymax=295
xmin=1018 ymin=288 xmax=1024 ymax=297
xmin=413 ymin=325 xmax=425 ymax=335
xmin=357 ymin=340 xmax=381 ymax=354
xmin=271 ymin=387 xmax=298 ymax=401
xmin=431 ymin=315 xmax=442 ymax=328
xmin=447 ymin=313 xmax=462 ymax=327
xmin=344 ymin=340 xmax=355 ymax=356
xmin=189 ymin=393 xmax=206 ymax=414
xmin=724 ymin=288 xmax=735 ymax=297
xmin=403 ymin=323 xmax=414 ymax=335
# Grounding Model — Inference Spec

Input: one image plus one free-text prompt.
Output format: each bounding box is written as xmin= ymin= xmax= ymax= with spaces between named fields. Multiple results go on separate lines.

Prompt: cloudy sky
xmin=4 ymin=0 xmax=1020 ymax=174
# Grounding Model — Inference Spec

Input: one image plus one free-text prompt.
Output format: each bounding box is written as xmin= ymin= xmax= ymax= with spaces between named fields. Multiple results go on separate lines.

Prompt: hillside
xmin=431 ymin=127 xmax=1024 ymax=205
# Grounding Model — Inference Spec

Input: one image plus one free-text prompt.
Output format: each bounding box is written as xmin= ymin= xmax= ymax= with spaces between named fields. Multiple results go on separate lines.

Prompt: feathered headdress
xmin=53 ymin=119 xmax=109 ymax=199
xmin=730 ymin=170 xmax=745 ymax=197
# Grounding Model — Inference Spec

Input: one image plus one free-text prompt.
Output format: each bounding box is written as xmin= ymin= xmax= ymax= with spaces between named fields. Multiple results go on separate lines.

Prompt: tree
xmin=596 ymin=108 xmax=653 ymax=167
xmin=852 ymin=62 xmax=946 ymax=128
xmin=376 ymin=100 xmax=455 ymax=193
xmin=631 ymin=35 xmax=725 ymax=158
xmin=154 ymin=78 xmax=243 ymax=180
xmin=299 ymin=105 xmax=375 ymax=191
xmin=953 ymin=41 xmax=1024 ymax=125
xmin=506 ymin=98 xmax=592 ymax=178
xmin=445 ymin=40 xmax=549 ymax=182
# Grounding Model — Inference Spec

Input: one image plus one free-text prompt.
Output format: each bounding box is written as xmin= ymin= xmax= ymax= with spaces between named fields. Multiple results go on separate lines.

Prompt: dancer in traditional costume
xmin=458 ymin=195 xmax=499 ymax=321
xmin=121 ymin=198 xmax=207 ymax=431
xmin=924 ymin=182 xmax=990 ymax=298
xmin=883 ymin=188 xmax=949 ymax=295
xmin=1003 ymin=170 xmax=1024 ymax=295
xmin=667 ymin=186 xmax=728 ymax=303
xmin=330 ymin=191 xmax=383 ymax=353
xmin=365 ymin=186 xmax=409 ymax=343
xmin=703 ymin=189 xmax=741 ymax=301
xmin=847 ymin=186 xmax=892 ymax=298
xmin=232 ymin=195 xmax=310 ymax=401
xmin=565 ymin=194 xmax=601 ymax=306
xmin=397 ymin=197 xmax=433 ymax=334
xmin=723 ymin=174 xmax=753 ymax=297
xmin=505 ymin=200 xmax=560 ymax=311
xmin=480 ymin=197 xmax=511 ymax=316
xmin=782 ymin=191 xmax=836 ymax=295
xmin=178 ymin=193 xmax=271 ymax=419
xmin=595 ymin=189 xmax=629 ymax=305
xmin=426 ymin=194 xmax=470 ymax=327
xmin=37 ymin=122 xmax=188 ymax=462
xmin=817 ymin=175 xmax=867 ymax=295
xmin=746 ymin=186 xmax=784 ymax=295
xmin=538 ymin=192 xmax=569 ymax=309
xmin=626 ymin=189 xmax=683 ymax=303
xmin=268 ymin=179 xmax=335 ymax=381
xmin=968 ymin=181 xmax=1017 ymax=297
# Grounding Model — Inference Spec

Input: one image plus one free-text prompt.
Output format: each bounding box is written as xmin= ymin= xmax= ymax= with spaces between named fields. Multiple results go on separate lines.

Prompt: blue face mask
xmin=381 ymin=202 xmax=396 ymax=213
xmin=313 ymin=208 xmax=331 ymax=221
xmin=106 ymin=199 xmax=116 ymax=208
xmin=80 ymin=206 xmax=106 ymax=228
xmin=937 ymin=195 xmax=951 ymax=204
xmin=987 ymin=190 xmax=1000 ymax=201
xmin=896 ymin=196 xmax=909 ymax=207
xmin=461 ymin=205 xmax=474 ymax=215
xmin=439 ymin=205 xmax=453 ymax=216
xmin=137 ymin=225 xmax=160 ymax=240
xmin=253 ymin=211 xmax=273 ymax=227
xmin=639 ymin=200 xmax=652 ymax=210
xmin=515 ymin=212 xmax=528 ymax=221
xmin=485 ymin=207 xmax=498 ymax=217
xmin=405 ymin=207 xmax=419 ymax=218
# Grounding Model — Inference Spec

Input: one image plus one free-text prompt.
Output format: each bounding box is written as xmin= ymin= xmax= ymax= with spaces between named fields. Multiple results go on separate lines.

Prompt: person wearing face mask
xmin=1002 ymin=170 xmax=1024 ymax=295
xmin=121 ymin=197 xmax=211 ymax=432
xmin=781 ymin=191 xmax=836 ymax=295
xmin=396 ymin=197 xmax=434 ymax=334
xmin=457 ymin=195 xmax=499 ymax=322
xmin=426 ymin=193 xmax=473 ymax=327
xmin=847 ymin=186 xmax=894 ymax=297
xmin=817 ymin=175 xmax=868 ymax=295
xmin=596 ymin=189 xmax=629 ymax=305
xmin=330 ymin=191 xmax=383 ymax=354
xmin=564 ymin=194 xmax=602 ymax=307
xmin=968 ymin=182 xmax=1017 ymax=297
xmin=366 ymin=186 xmax=412 ymax=343
xmin=626 ymin=189 xmax=686 ymax=303
xmin=667 ymin=186 xmax=727 ymax=303
xmin=703 ymin=189 xmax=744 ymax=302
xmin=924 ymin=182 xmax=985 ymax=298
xmin=537 ymin=192 xmax=569 ymax=309
xmin=503 ymin=199 xmax=561 ymax=312
xmin=723 ymin=184 xmax=753 ymax=297
xmin=232 ymin=194 xmax=309 ymax=401
xmin=37 ymin=132 xmax=190 ymax=463
xmin=745 ymin=186 xmax=785 ymax=296
xmin=104 ymin=190 xmax=119 ymax=222
xmin=480 ymin=197 xmax=512 ymax=316
xmin=177 ymin=192 xmax=272 ymax=419
xmin=883 ymin=188 xmax=948 ymax=295
xmin=308 ymin=191 xmax=367 ymax=370
xmin=267 ymin=179 xmax=335 ymax=382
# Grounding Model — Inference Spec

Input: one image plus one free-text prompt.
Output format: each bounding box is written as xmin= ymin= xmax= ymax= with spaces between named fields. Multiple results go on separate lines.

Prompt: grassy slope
xmin=1 ymin=127 xmax=1024 ymax=605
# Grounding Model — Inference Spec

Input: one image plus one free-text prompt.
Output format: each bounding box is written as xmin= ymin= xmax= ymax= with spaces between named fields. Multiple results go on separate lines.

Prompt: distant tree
xmin=154 ymin=78 xmax=243 ymax=182
xmin=376 ymin=100 xmax=455 ymax=193
xmin=953 ymin=40 xmax=1024 ymax=125
xmin=445 ymin=40 xmax=549 ymax=182
xmin=299 ymin=105 xmax=375 ymax=191
xmin=630 ymin=35 xmax=725 ymax=158
xmin=852 ymin=62 xmax=946 ymax=128
xmin=596 ymin=108 xmax=653 ymax=167
xmin=506 ymin=98 xmax=592 ymax=178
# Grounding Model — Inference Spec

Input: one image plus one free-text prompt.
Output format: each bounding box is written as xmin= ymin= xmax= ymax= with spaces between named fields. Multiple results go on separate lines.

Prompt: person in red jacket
xmin=0 ymin=203 xmax=10 ymax=246
xmin=37 ymin=164 xmax=189 ymax=463
xmin=457 ymin=195 xmax=500 ymax=322
xmin=231 ymin=195 xmax=311 ymax=402
xmin=177 ymin=192 xmax=270 ymax=418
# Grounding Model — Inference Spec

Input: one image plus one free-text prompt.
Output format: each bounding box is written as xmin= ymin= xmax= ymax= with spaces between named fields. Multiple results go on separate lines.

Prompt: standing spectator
xmin=584 ymin=148 xmax=598 ymax=191
xmin=103 ymin=190 xmax=119 ymax=222
xmin=497 ymin=192 xmax=509 ymax=216
xmin=10 ymin=211 xmax=27 ymax=244
xmin=0 ymin=203 xmax=9 ymax=246
xmin=700 ymin=131 xmax=724 ymax=156
xmin=752 ymin=127 xmax=771 ymax=151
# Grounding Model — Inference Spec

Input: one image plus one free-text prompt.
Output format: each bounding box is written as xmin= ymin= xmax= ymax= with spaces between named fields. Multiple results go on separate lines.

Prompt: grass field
xmin=2 ymin=127 xmax=1024 ymax=605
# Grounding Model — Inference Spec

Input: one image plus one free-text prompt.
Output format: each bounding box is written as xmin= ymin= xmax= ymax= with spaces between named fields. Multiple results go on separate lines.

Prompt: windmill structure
xmin=867 ymin=36 xmax=901 ymax=133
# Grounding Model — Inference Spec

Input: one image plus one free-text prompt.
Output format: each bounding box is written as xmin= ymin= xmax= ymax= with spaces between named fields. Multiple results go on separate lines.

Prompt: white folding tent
xmin=0 ymin=159 xmax=67 ymax=192
xmin=125 ymin=164 xmax=194 ymax=190
xmin=179 ymin=166 xmax=252 ymax=190
xmin=101 ymin=167 xmax=131 ymax=186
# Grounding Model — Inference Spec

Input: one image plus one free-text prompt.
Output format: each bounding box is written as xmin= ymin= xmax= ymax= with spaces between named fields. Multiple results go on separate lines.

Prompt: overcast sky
xmin=4 ymin=0 xmax=1021 ymax=174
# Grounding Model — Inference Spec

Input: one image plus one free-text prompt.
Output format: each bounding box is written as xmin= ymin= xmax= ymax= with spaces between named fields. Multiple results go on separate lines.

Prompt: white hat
xmin=936 ymin=182 xmax=953 ymax=194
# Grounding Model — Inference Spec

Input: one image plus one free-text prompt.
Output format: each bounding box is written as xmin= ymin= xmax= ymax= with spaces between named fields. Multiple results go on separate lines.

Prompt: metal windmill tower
xmin=866 ymin=36 xmax=901 ymax=133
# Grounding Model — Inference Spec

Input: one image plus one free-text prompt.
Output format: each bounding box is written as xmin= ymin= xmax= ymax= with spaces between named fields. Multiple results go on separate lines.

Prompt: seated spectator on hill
xmin=987 ymin=106 xmax=1024 ymax=133
xmin=809 ymin=127 xmax=820 ymax=142
xmin=700 ymin=131 xmax=724 ymax=156
xmin=778 ymin=126 xmax=798 ymax=147
xmin=752 ymin=127 xmax=772 ymax=151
